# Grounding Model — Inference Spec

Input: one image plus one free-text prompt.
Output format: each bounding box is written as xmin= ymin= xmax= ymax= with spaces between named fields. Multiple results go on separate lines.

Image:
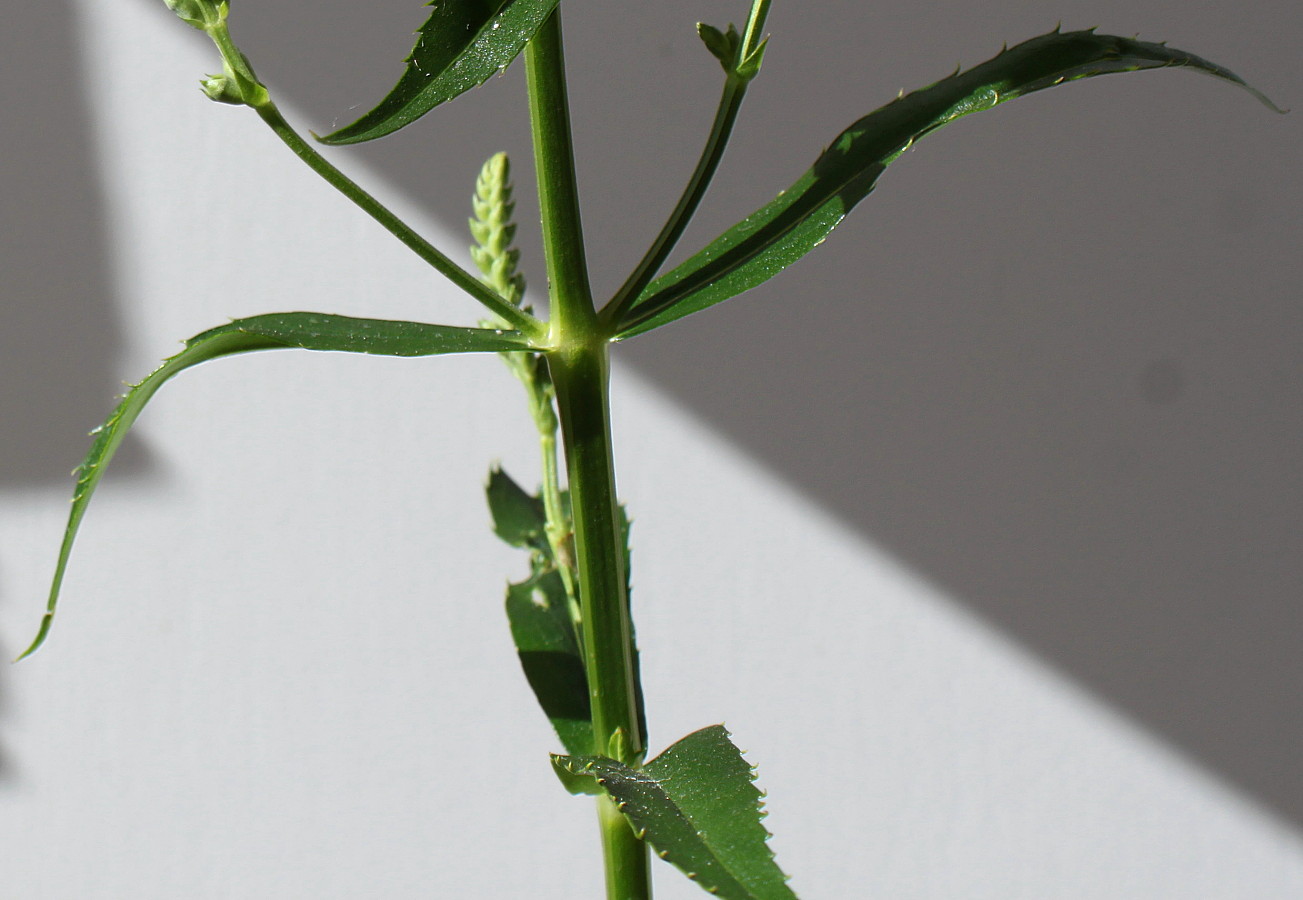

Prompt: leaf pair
xmin=18 ymin=313 xmax=534 ymax=660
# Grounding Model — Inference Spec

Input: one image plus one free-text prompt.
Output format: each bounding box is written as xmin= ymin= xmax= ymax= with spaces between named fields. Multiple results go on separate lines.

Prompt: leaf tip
xmin=14 ymin=613 xmax=53 ymax=662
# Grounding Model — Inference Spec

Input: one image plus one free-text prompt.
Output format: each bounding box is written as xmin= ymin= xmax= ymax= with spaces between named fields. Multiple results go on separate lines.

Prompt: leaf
xmin=320 ymin=0 xmax=562 ymax=145
xmin=487 ymin=467 xmax=592 ymax=755
xmin=486 ymin=466 xmax=547 ymax=550
xmin=612 ymin=28 xmax=1283 ymax=340
xmin=554 ymin=726 xmax=797 ymax=900
xmin=18 ymin=313 xmax=533 ymax=660
xmin=617 ymin=502 xmax=649 ymax=755
xmin=506 ymin=568 xmax=592 ymax=756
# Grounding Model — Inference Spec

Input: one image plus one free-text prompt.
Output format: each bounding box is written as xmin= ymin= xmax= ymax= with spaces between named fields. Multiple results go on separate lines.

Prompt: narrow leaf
xmin=618 ymin=502 xmax=649 ymax=754
xmin=18 ymin=313 xmax=533 ymax=660
xmin=506 ymin=569 xmax=592 ymax=756
xmin=320 ymin=0 xmax=561 ymax=145
xmin=555 ymin=726 xmax=796 ymax=900
xmin=614 ymin=28 xmax=1282 ymax=339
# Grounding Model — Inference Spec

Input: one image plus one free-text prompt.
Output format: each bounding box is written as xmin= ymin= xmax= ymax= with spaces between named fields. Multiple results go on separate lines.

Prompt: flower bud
xmin=200 ymin=73 xmax=244 ymax=105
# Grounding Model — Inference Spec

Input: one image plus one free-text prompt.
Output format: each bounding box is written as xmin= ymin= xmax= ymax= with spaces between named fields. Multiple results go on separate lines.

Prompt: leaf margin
xmin=611 ymin=27 xmax=1284 ymax=340
xmin=553 ymin=724 xmax=797 ymax=900
xmin=318 ymin=0 xmax=563 ymax=145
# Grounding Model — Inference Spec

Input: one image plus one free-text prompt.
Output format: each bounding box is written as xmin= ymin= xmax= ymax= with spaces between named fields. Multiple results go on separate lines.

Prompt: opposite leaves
xmin=554 ymin=725 xmax=797 ymax=900
xmin=612 ymin=28 xmax=1282 ymax=340
xmin=19 ymin=314 xmax=533 ymax=660
xmin=320 ymin=0 xmax=561 ymax=144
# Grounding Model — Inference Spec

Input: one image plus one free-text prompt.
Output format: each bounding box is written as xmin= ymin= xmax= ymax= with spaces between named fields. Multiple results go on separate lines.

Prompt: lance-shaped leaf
xmin=506 ymin=568 xmax=593 ymax=756
xmin=18 ymin=313 xmax=534 ymax=660
xmin=612 ymin=28 xmax=1282 ymax=340
xmin=320 ymin=0 xmax=561 ymax=145
xmin=488 ymin=466 xmax=593 ymax=756
xmin=554 ymin=726 xmax=797 ymax=900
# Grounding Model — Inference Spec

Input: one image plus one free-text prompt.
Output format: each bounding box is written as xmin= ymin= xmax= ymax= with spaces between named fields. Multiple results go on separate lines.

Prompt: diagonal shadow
xmin=36 ymin=0 xmax=1303 ymax=829
xmin=0 ymin=0 xmax=154 ymax=783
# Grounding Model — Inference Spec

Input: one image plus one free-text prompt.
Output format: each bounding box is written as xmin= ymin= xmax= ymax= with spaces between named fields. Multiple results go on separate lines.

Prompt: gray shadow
xmin=110 ymin=0 xmax=1303 ymax=828
xmin=0 ymin=0 xmax=145 ymax=489
xmin=0 ymin=0 xmax=156 ymax=783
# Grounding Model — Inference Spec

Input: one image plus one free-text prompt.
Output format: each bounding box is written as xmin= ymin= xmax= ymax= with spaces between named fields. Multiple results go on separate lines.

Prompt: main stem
xmin=525 ymin=11 xmax=652 ymax=900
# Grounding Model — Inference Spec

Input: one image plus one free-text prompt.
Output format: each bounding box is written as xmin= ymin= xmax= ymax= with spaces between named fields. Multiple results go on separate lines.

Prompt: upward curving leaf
xmin=18 ymin=313 xmax=534 ymax=660
xmin=611 ymin=28 xmax=1282 ymax=340
xmin=319 ymin=0 xmax=561 ymax=145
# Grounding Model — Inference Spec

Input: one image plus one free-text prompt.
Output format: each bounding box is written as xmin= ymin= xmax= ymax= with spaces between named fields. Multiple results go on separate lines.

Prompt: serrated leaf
xmin=506 ymin=568 xmax=592 ymax=756
xmin=486 ymin=466 xmax=548 ymax=550
xmin=618 ymin=502 xmax=649 ymax=754
xmin=613 ymin=28 xmax=1282 ymax=340
xmin=554 ymin=726 xmax=796 ymax=900
xmin=320 ymin=0 xmax=561 ymax=145
xmin=18 ymin=313 xmax=533 ymax=660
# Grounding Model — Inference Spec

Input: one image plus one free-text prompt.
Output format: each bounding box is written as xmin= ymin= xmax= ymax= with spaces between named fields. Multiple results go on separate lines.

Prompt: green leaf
xmin=486 ymin=466 xmax=547 ymax=550
xmin=506 ymin=568 xmax=592 ymax=756
xmin=319 ymin=0 xmax=561 ymax=145
xmin=618 ymin=502 xmax=649 ymax=756
xmin=18 ymin=313 xmax=533 ymax=660
xmin=613 ymin=28 xmax=1282 ymax=340
xmin=554 ymin=726 xmax=797 ymax=900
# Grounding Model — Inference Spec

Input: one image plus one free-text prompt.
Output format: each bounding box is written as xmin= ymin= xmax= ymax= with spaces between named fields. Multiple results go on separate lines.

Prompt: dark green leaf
xmin=698 ymin=22 xmax=740 ymax=71
xmin=486 ymin=466 xmax=547 ymax=550
xmin=618 ymin=502 xmax=648 ymax=755
xmin=319 ymin=0 xmax=562 ymax=145
xmin=18 ymin=313 xmax=533 ymax=660
xmin=613 ymin=28 xmax=1282 ymax=340
xmin=554 ymin=726 xmax=796 ymax=900
xmin=506 ymin=568 xmax=592 ymax=756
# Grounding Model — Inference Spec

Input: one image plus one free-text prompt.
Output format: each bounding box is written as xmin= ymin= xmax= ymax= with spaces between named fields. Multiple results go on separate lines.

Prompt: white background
xmin=1 ymin=1 xmax=1301 ymax=896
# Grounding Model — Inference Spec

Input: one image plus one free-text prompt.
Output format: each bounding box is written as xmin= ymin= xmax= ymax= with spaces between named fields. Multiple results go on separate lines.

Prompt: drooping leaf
xmin=506 ymin=568 xmax=592 ymax=756
xmin=554 ymin=726 xmax=797 ymax=900
xmin=612 ymin=28 xmax=1282 ymax=340
xmin=320 ymin=0 xmax=561 ymax=145
xmin=486 ymin=466 xmax=548 ymax=550
xmin=18 ymin=313 xmax=534 ymax=660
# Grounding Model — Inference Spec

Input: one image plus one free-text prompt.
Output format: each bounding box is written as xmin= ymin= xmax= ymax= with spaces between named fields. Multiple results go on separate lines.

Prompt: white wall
xmin=2 ymin=1 xmax=1301 ymax=897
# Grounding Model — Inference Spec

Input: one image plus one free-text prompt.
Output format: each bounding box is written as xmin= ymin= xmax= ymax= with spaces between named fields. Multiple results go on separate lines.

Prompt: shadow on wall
xmin=0 ymin=0 xmax=138 ymax=489
xmin=36 ymin=0 xmax=1303 ymax=829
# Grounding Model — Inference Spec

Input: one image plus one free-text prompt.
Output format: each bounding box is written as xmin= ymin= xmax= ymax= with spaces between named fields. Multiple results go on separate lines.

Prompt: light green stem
xmin=601 ymin=0 xmax=773 ymax=327
xmin=525 ymin=10 xmax=651 ymax=899
xmin=203 ymin=18 xmax=541 ymax=337
xmin=252 ymin=102 xmax=542 ymax=337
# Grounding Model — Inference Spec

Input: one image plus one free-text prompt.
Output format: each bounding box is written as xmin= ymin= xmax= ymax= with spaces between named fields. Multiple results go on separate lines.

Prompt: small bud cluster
xmin=697 ymin=21 xmax=768 ymax=81
xmin=469 ymin=152 xmax=527 ymax=308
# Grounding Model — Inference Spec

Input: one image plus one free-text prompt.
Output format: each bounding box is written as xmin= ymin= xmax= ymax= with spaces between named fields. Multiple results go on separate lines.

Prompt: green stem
xmin=599 ymin=794 xmax=652 ymax=900
xmin=601 ymin=0 xmax=772 ymax=328
xmin=526 ymin=11 xmax=651 ymax=899
xmin=740 ymin=0 xmax=773 ymax=62
xmin=524 ymin=9 xmax=596 ymax=339
xmin=600 ymin=76 xmax=748 ymax=325
xmin=238 ymin=100 xmax=541 ymax=338
xmin=550 ymin=346 xmax=650 ymax=899
xmin=205 ymin=17 xmax=538 ymax=333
